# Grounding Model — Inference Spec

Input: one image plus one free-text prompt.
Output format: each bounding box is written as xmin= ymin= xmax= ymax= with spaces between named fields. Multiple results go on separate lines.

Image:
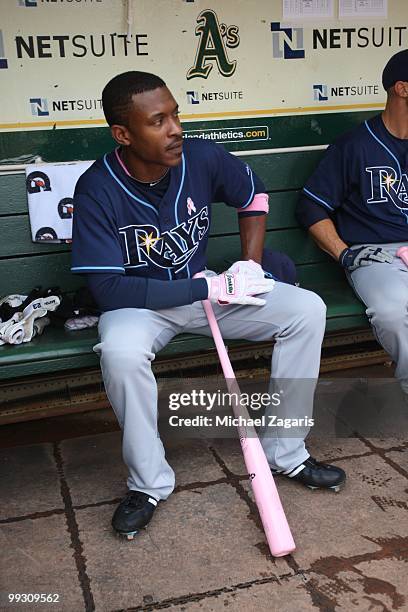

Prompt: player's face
xmin=125 ymin=87 xmax=183 ymax=168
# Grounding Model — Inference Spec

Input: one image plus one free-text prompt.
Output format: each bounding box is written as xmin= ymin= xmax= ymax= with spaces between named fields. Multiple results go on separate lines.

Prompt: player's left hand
xmin=228 ymin=259 xmax=264 ymax=278
xmin=339 ymin=246 xmax=393 ymax=271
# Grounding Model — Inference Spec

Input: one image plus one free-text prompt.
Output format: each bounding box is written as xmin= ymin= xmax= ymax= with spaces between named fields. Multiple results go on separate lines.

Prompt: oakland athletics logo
xmin=187 ymin=9 xmax=240 ymax=80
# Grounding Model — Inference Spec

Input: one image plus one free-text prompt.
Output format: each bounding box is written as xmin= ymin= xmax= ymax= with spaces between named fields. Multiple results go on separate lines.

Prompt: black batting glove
xmin=339 ymin=246 xmax=393 ymax=272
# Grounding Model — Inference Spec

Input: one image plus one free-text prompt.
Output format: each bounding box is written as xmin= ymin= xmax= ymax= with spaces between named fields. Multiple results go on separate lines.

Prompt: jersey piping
xmin=173 ymin=154 xmax=188 ymax=278
xmin=71 ymin=265 xmax=125 ymax=272
xmin=364 ymin=120 xmax=402 ymax=176
xmin=303 ymin=187 xmax=335 ymax=212
xmin=103 ymin=154 xmax=160 ymax=216
xmin=239 ymin=167 xmax=255 ymax=209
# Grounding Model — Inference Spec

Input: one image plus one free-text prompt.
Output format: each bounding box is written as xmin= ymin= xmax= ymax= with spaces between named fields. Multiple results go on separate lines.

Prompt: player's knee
xmin=371 ymin=301 xmax=406 ymax=331
xmin=99 ymin=340 xmax=152 ymax=374
xmin=300 ymin=291 xmax=327 ymax=325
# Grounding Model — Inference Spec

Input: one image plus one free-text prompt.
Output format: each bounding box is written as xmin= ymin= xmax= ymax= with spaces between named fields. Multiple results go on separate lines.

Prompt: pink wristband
xmin=239 ymin=193 xmax=269 ymax=214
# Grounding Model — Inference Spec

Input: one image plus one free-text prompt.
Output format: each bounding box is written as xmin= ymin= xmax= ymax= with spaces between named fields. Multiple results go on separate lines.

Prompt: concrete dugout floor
xmin=0 ymin=369 xmax=407 ymax=612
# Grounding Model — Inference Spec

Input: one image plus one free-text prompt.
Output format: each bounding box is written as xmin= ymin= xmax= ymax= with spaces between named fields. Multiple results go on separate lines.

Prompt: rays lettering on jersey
xmin=119 ymin=206 xmax=210 ymax=272
xmin=366 ymin=166 xmax=408 ymax=213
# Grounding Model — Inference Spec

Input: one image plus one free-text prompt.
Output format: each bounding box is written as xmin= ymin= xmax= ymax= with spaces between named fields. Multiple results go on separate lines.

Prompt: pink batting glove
xmin=228 ymin=259 xmax=264 ymax=279
xmin=204 ymin=270 xmax=274 ymax=306
xmin=396 ymin=246 xmax=408 ymax=267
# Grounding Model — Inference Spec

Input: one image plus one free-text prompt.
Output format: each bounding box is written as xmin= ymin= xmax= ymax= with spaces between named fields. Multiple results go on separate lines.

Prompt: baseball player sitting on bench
xmin=297 ymin=50 xmax=408 ymax=397
xmin=71 ymin=71 xmax=345 ymax=540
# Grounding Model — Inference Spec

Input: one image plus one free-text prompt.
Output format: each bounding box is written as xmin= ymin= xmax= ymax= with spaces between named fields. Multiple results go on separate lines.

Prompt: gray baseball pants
xmin=94 ymin=281 xmax=326 ymax=500
xmin=347 ymin=241 xmax=408 ymax=394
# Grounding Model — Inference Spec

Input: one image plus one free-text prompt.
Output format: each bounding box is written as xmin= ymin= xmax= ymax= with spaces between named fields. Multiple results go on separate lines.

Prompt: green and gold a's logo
xmin=187 ymin=9 xmax=240 ymax=80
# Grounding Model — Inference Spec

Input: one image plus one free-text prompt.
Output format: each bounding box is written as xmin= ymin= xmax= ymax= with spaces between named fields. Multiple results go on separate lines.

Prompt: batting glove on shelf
xmin=0 ymin=291 xmax=60 ymax=345
xmin=204 ymin=270 xmax=275 ymax=306
xmin=339 ymin=246 xmax=393 ymax=272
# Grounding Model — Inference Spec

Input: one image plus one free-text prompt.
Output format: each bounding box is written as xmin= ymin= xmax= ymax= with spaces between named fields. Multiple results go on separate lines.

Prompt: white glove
xmin=20 ymin=295 xmax=60 ymax=343
xmin=0 ymin=294 xmax=60 ymax=344
xmin=0 ymin=313 xmax=25 ymax=345
xmin=228 ymin=259 xmax=265 ymax=279
xmin=204 ymin=270 xmax=275 ymax=306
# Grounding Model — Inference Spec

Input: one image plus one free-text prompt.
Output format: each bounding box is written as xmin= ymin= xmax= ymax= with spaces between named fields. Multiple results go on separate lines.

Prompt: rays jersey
xmin=71 ymin=139 xmax=264 ymax=281
xmin=297 ymin=114 xmax=408 ymax=244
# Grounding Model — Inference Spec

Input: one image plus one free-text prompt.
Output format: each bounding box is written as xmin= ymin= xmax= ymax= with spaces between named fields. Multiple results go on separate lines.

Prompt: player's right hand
xmin=205 ymin=270 xmax=275 ymax=306
xmin=339 ymin=246 xmax=393 ymax=272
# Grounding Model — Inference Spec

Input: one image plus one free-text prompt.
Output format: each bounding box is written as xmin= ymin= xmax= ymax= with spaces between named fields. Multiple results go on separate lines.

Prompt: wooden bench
xmin=0 ymin=149 xmax=369 ymax=382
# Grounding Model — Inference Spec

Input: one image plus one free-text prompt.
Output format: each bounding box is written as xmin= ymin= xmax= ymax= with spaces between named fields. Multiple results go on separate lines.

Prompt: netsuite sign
xmin=313 ymin=83 xmax=380 ymax=101
xmin=30 ymin=97 xmax=102 ymax=115
xmin=11 ymin=33 xmax=148 ymax=61
xmin=186 ymin=90 xmax=243 ymax=104
xmin=271 ymin=22 xmax=408 ymax=59
xmin=312 ymin=26 xmax=407 ymax=49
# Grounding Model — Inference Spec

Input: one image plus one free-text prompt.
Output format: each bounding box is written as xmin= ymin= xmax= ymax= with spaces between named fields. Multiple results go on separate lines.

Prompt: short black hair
xmin=102 ymin=71 xmax=166 ymax=126
xmin=382 ymin=49 xmax=408 ymax=91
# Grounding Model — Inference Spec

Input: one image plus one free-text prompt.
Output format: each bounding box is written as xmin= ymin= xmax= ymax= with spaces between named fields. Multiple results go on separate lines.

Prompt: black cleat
xmin=112 ymin=491 xmax=158 ymax=539
xmin=272 ymin=456 xmax=346 ymax=492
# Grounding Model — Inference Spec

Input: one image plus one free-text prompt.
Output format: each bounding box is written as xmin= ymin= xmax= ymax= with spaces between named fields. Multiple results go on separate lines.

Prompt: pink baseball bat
xmin=200 ymin=296 xmax=296 ymax=557
xmin=397 ymin=246 xmax=408 ymax=267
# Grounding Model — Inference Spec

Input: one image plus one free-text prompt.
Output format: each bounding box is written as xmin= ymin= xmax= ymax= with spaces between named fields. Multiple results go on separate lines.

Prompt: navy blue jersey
xmin=297 ymin=114 xmax=408 ymax=244
xmin=72 ymin=139 xmax=264 ymax=281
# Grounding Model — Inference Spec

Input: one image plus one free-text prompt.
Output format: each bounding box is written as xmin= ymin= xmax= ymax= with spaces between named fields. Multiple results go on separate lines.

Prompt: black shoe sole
xmin=304 ymin=480 xmax=345 ymax=492
xmin=272 ymin=471 xmax=346 ymax=492
xmin=113 ymin=527 xmax=142 ymax=540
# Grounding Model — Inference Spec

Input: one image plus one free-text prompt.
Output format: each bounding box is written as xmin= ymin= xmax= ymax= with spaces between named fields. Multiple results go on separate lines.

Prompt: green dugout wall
xmin=0 ymin=1 xmax=407 ymax=161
